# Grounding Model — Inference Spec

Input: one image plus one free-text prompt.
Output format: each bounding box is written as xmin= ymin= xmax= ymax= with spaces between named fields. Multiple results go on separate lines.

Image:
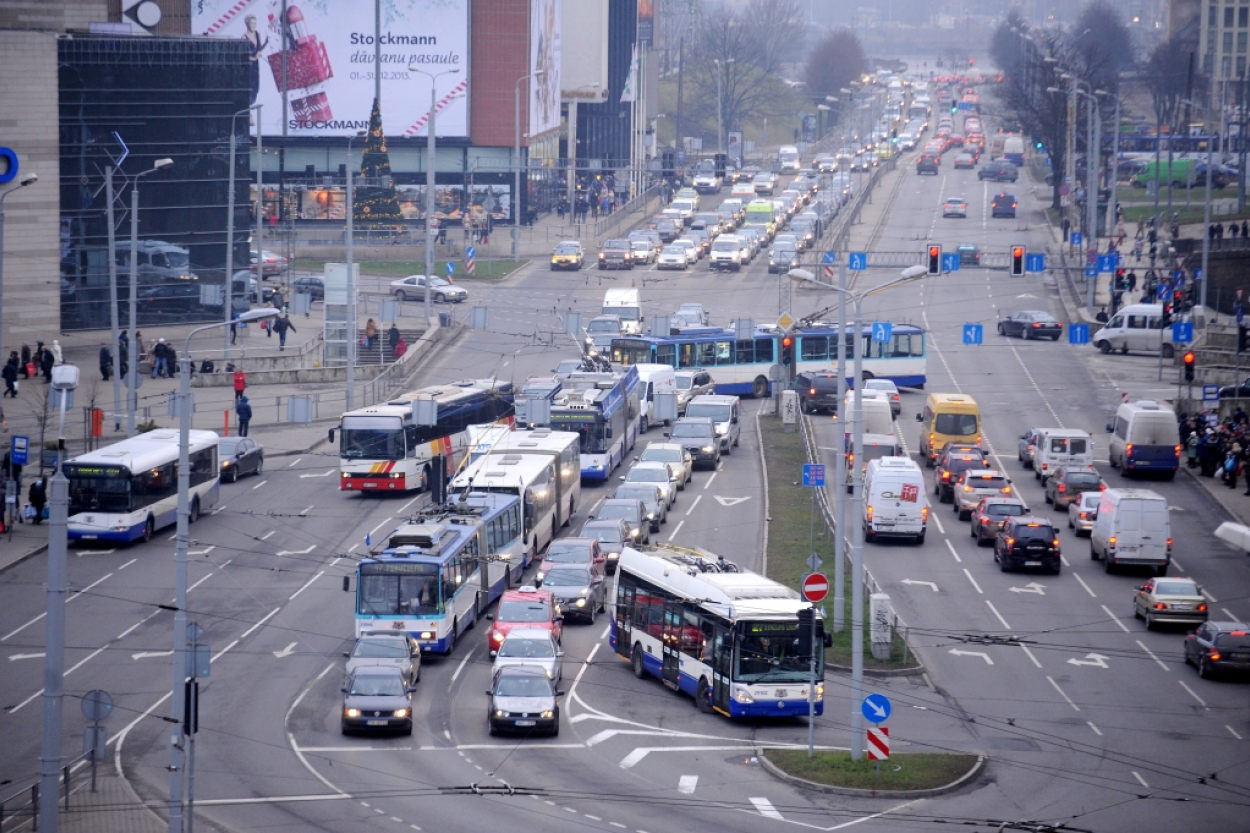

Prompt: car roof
xmin=494 ymin=664 xmax=553 ymax=679
xmin=582 ymin=518 xmax=628 ymax=529
xmin=350 ymin=665 xmax=405 ymax=678
xmin=500 ymin=628 xmax=557 ymax=641
xmin=501 ymin=587 xmax=554 ymax=603
xmin=1206 ymin=621 xmax=1250 ymax=631
xmin=979 ymin=496 xmax=1025 ymax=506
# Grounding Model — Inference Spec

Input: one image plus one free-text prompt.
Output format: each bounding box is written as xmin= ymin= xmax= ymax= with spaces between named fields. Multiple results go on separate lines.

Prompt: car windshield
xmin=1214 ymin=631 xmax=1250 ymax=650
xmin=987 ymin=503 xmax=1025 ymax=517
xmin=349 ymin=674 xmax=405 ymax=696
xmin=587 ymin=320 xmax=619 ymax=334
xmin=1013 ymin=524 xmax=1053 ymax=540
xmin=584 ymin=525 xmax=624 ymax=544
xmin=597 ymin=503 xmax=639 ymax=522
xmin=498 ymin=637 xmax=556 ymax=658
xmin=541 ymin=568 xmax=591 ymax=587
xmin=1064 ymin=472 xmax=1101 ymax=488
xmin=554 ymin=245 xmax=579 ymax=255
xmin=353 ymin=639 xmax=410 ymax=659
xmin=497 ymin=600 xmax=550 ymax=622
xmin=685 ymin=403 xmax=732 ymax=422
xmin=628 ymin=468 xmax=668 ymax=483
xmin=671 ymin=422 xmax=714 ymax=439
xmin=1080 ymin=494 xmax=1100 ymax=508
xmin=642 ymin=447 xmax=682 ymax=463
xmin=935 ymin=413 xmax=978 ymax=436
xmin=966 ymin=474 xmax=1008 ymax=489
xmin=494 ymin=675 xmax=553 ymax=697
xmin=617 ymin=486 xmax=659 ymax=503
xmin=1153 ymin=580 xmax=1198 ymax=596
xmin=946 ymin=457 xmax=983 ymax=475
xmin=662 ymin=246 xmax=685 ymax=255
xmin=544 ymin=542 xmax=592 ymax=563
xmin=219 ymin=441 xmax=239 ymax=456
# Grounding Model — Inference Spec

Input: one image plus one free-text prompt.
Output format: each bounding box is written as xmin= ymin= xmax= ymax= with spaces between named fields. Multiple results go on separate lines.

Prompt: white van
xmin=1106 ymin=400 xmax=1180 ymax=477
xmin=1091 ymin=304 xmax=1179 ymax=357
xmin=1090 ymin=488 xmax=1171 ymax=574
xmin=684 ymin=394 xmax=740 ymax=453
xmin=1034 ymin=429 xmax=1094 ymax=481
xmin=842 ymin=391 xmax=895 ymax=436
xmin=864 ymin=457 xmax=928 ymax=544
xmin=634 ymin=363 xmax=677 ymax=432
xmin=603 ymin=288 xmax=642 ymax=335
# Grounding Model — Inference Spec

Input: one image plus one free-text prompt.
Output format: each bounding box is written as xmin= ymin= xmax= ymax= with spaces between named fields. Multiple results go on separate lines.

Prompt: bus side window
xmin=735 ymin=339 xmax=754 ymax=363
xmin=754 ymin=337 xmax=775 ymax=363
xmin=800 ymin=335 xmax=827 ymax=361
xmin=678 ymin=343 xmax=697 ymax=368
xmin=657 ymin=344 xmax=677 ymax=368
xmin=714 ymin=340 xmax=734 ymax=364
xmin=697 ymin=341 xmax=716 ymax=366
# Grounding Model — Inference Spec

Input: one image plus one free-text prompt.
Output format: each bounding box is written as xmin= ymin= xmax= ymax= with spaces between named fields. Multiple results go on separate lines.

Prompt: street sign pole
xmin=834 ymin=259 xmax=846 ymax=634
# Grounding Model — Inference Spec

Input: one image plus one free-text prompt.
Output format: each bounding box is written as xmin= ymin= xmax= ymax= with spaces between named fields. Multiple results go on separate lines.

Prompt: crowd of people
xmin=1181 ymin=411 xmax=1250 ymax=494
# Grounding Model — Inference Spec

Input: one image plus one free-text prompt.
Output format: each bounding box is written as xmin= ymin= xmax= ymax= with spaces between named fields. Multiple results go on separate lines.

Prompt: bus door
xmin=712 ymin=627 xmax=733 ymax=714
xmin=661 ymin=601 xmax=682 ymax=691
xmin=614 ymin=583 xmax=633 ymax=658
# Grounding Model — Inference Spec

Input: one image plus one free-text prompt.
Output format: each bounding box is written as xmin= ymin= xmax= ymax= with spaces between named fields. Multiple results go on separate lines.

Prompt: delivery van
xmin=633 ymin=363 xmax=677 ymax=432
xmin=602 ymin=288 xmax=642 ymax=335
xmin=1090 ymin=488 xmax=1171 ymax=574
xmin=1106 ymin=400 xmax=1180 ymax=477
xmin=1091 ymin=303 xmax=1179 ymax=357
xmin=1034 ymin=429 xmax=1094 ymax=481
xmin=841 ymin=392 xmax=901 ymax=488
xmin=864 ymin=457 xmax=928 ymax=544
xmin=1131 ymin=159 xmax=1195 ymax=189
xmin=917 ymin=393 xmax=981 ymax=466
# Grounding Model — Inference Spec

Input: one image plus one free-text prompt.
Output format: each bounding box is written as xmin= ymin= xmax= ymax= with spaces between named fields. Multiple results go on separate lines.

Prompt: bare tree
xmin=1069 ymin=1 xmax=1132 ymax=95
xmin=1144 ymin=35 xmax=1193 ymax=141
xmin=804 ymin=29 xmax=868 ymax=126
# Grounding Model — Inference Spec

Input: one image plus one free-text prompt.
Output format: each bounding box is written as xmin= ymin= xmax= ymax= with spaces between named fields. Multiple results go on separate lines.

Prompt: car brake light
xmin=1209 ymin=651 xmax=1222 ymax=661
xmin=1079 ymin=512 xmax=1087 ymax=519
xmin=867 ymin=505 xmax=874 ymax=521
xmin=1057 ymin=484 xmax=1066 ymax=492
xmin=1108 ymin=536 xmax=1116 ymax=550
xmin=980 ymin=516 xmax=989 ymax=524
xmin=1002 ymin=487 xmax=1011 ymax=493
xmin=1126 ymin=443 xmax=1133 ymax=455
xmin=1032 ymin=323 xmax=1041 ymax=328
xmin=1174 ymin=444 xmax=1182 ymax=457
xmin=1197 ymin=604 xmax=1208 ymax=612
xmin=1231 ymin=631 xmax=1249 ymax=636
xmin=964 ymin=485 xmax=972 ymax=491
xmin=1007 ymin=538 xmax=1014 ymax=546
xmin=942 ymin=471 xmax=950 ymax=481
xmin=810 ymin=388 xmax=817 ymax=396
xmin=1099 ymin=483 xmax=1106 ymax=490
xmin=1053 ymin=539 xmax=1060 ymax=548
xmin=1152 ymin=602 xmax=1167 ymax=610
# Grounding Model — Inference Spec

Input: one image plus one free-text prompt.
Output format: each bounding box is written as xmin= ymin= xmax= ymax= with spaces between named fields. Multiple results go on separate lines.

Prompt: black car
xmin=990 ymin=193 xmax=1018 ymax=218
xmin=291 ymin=276 xmax=325 ymax=300
xmin=666 ymin=417 xmax=721 ymax=469
xmin=936 ymin=452 xmax=990 ymax=503
xmin=219 ymin=437 xmax=263 ymax=482
xmin=1217 ymin=376 xmax=1250 ymax=399
xmin=341 ymin=666 xmax=414 ymax=735
xmin=994 ymin=517 xmax=1061 ymax=573
xmin=997 ymin=310 xmax=1062 ymax=340
xmin=978 ymin=161 xmax=1019 ymax=182
xmin=956 ymin=244 xmax=981 ymax=267
xmin=487 ymin=666 xmax=563 ymax=736
xmin=1184 ymin=621 xmax=1250 ymax=678
xmin=794 ymin=370 xmax=840 ymax=414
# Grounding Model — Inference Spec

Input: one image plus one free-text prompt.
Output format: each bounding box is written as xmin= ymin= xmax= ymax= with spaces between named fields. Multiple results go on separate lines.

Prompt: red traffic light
xmin=1012 ymin=247 xmax=1023 ymax=258
xmin=782 ymin=336 xmax=793 ymax=348
xmin=928 ymin=246 xmax=940 ymax=258
xmin=1183 ymin=352 xmax=1195 ymax=365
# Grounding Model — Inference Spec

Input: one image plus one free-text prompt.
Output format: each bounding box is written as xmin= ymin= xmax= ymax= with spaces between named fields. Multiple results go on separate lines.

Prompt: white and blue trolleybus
xmin=547 ymin=368 xmax=641 ymax=480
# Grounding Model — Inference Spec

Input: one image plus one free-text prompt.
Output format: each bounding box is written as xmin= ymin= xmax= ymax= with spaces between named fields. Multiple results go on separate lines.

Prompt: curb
xmin=756 ymin=748 xmax=986 ymax=798
xmin=825 ymin=660 xmax=925 ymax=677
xmin=1182 ymin=464 xmax=1250 ymax=526
xmin=0 ymin=542 xmax=49 ymax=576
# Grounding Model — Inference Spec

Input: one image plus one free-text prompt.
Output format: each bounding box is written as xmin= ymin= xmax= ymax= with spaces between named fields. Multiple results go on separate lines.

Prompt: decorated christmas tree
xmin=353 ymin=97 xmax=403 ymax=227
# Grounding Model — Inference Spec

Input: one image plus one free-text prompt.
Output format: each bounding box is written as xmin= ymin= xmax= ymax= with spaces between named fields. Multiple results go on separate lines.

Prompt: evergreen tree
xmin=353 ymin=97 xmax=403 ymax=227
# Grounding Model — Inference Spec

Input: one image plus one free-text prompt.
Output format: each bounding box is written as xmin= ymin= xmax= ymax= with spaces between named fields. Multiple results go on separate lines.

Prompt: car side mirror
xmin=619 ymin=475 xmax=626 ymax=481
xmin=342 ymin=651 xmax=350 ymax=658
xmin=823 ymin=633 xmax=833 ymax=648
xmin=915 ymin=413 xmax=923 ymax=422
xmin=555 ymin=690 xmax=567 ymax=698
xmin=485 ymin=613 xmax=494 ymax=621
xmin=1105 ymin=424 xmax=1113 ymax=433
xmin=406 ymin=688 xmax=417 ymax=695
xmin=664 ymin=433 xmax=670 ymax=438
xmin=340 ymin=687 xmax=349 ymax=694
xmin=557 ymin=651 xmax=565 ymax=657
xmin=485 ymin=690 xmax=494 ymax=696
xmin=555 ymin=615 xmax=564 ymax=622
xmin=342 ymin=576 xmax=351 ymax=592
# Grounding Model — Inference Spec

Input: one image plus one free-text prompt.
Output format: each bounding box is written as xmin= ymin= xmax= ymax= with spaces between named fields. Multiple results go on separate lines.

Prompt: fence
xmin=0 ymin=751 xmax=91 ymax=833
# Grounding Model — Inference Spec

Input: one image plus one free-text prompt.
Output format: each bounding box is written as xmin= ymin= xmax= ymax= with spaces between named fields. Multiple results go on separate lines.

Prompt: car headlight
xmin=489 ymin=630 xmax=504 ymax=645
xmin=647 ymin=512 xmax=657 ymax=520
xmin=222 ymin=461 xmax=232 ymax=467
xmin=344 ymin=708 xmax=360 ymax=718
xmin=393 ymin=709 xmax=409 ymax=718
xmin=702 ymin=445 xmax=714 ymax=453
xmin=732 ymin=685 xmax=755 ymax=704
xmin=578 ymin=587 xmax=589 ymax=596
xmin=541 ymin=709 xmax=554 ymax=719
xmin=536 ymin=570 xmax=545 ymax=582
xmin=575 ymin=598 xmax=586 ymax=608
xmin=715 ymin=426 xmax=727 ymax=435
xmin=494 ymin=709 xmax=508 ymax=718
xmin=815 ymin=683 xmax=825 ymax=701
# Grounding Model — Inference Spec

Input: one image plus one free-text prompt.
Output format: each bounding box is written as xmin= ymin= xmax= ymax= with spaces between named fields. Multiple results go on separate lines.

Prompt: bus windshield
xmin=735 ymin=622 xmax=821 ymax=683
xmin=611 ymin=340 xmax=652 ymax=365
xmin=358 ymin=563 xmax=440 ymax=616
xmin=65 ymin=466 xmax=132 ymax=514
xmin=341 ymin=417 xmax=404 ymax=460
xmin=551 ymin=416 xmax=609 ymax=453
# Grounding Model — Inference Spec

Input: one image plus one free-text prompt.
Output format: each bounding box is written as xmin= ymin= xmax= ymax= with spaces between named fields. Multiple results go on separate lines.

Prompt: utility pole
xmin=38 ymin=473 xmax=69 ymax=833
xmin=833 ymin=259 xmax=846 ymax=633
xmin=675 ymin=35 xmax=684 ymax=160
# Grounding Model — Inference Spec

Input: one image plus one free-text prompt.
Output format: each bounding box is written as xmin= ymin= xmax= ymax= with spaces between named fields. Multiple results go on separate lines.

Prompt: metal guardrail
xmin=0 ymin=751 xmax=92 ymax=833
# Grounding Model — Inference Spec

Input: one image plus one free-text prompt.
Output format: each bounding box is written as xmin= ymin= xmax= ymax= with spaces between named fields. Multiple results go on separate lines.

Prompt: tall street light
xmin=0 ymin=171 xmax=37 ymax=398
xmin=1098 ymin=88 xmax=1121 ymax=239
xmin=410 ymin=66 xmax=462 ymax=327
xmin=345 ymin=129 xmax=366 ymax=412
xmin=714 ymin=58 xmax=735 ymax=155
xmin=225 ymin=105 xmax=261 ymax=362
xmin=127 ymin=158 xmax=174 ymax=437
xmin=514 ymin=70 xmax=545 ymax=260
xmin=788 ymin=263 xmax=929 ymax=761
xmin=167 ymin=308 xmax=278 ymax=833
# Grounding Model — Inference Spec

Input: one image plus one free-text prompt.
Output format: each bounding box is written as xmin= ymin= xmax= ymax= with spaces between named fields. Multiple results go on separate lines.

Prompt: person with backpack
xmin=273 ymin=315 xmax=296 ymax=350
xmin=235 ymin=394 xmax=252 ymax=437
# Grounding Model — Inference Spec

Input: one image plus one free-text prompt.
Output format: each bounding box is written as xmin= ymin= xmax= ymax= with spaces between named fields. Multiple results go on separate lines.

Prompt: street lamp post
xmin=167 ymin=309 xmax=277 ymax=833
xmin=225 ymin=105 xmax=261 ymax=362
xmin=789 ymin=264 xmax=929 ymax=761
xmin=127 ymin=159 xmax=174 ymax=437
xmin=1100 ymin=89 xmax=1121 ymax=239
xmin=0 ymin=171 xmax=37 ymax=399
xmin=409 ymin=67 xmax=462 ymax=327
xmin=345 ymin=129 xmax=366 ymax=412
xmin=514 ymin=70 xmax=545 ymax=260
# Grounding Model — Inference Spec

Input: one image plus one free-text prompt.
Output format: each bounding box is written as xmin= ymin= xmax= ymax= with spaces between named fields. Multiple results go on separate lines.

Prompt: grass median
xmin=292 ymin=258 xmax=526 ymax=279
xmin=763 ymin=748 xmax=978 ymax=792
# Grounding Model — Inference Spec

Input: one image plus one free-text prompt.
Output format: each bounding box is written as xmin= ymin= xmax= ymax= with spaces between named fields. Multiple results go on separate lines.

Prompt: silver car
xmin=1067 ymin=491 xmax=1099 ymax=536
xmin=492 ymin=628 xmax=564 ymax=682
xmin=541 ymin=565 xmax=607 ymax=623
xmin=613 ymin=483 xmax=668 ymax=530
xmin=638 ymin=443 xmax=694 ymax=487
xmin=674 ymin=370 xmax=715 ymax=414
xmin=621 ymin=461 xmax=678 ymax=508
xmin=486 ymin=666 xmax=563 ymax=736
xmin=344 ymin=632 xmax=421 ymax=687
xmin=953 ymin=470 xmax=1014 ymax=520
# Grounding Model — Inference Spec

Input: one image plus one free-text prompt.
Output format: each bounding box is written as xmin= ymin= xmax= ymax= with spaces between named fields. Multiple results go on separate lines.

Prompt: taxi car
xmin=550 ymin=242 xmax=584 ymax=271
xmin=1133 ymin=577 xmax=1208 ymax=630
xmin=486 ymin=586 xmax=563 ymax=658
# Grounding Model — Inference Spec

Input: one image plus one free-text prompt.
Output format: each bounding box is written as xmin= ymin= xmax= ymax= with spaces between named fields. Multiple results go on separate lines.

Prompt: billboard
xmin=193 ymin=0 xmax=469 ymax=138
xmin=529 ymin=0 xmax=562 ymax=138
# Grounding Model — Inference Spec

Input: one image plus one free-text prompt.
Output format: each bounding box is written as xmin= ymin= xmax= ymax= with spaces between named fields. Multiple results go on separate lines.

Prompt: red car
xmin=487 ymin=587 xmax=563 ymax=657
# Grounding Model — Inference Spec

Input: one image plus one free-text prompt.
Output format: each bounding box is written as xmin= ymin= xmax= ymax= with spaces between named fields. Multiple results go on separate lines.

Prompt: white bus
xmin=65 ymin=430 xmax=220 ymax=544
xmin=450 ymin=451 xmax=559 ymax=560
xmin=466 ymin=426 xmax=582 ymax=529
xmin=333 ymin=379 xmax=514 ymax=493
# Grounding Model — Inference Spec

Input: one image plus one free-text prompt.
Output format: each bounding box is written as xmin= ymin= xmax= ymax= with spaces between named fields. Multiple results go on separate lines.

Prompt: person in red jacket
xmin=233 ymin=367 xmax=247 ymax=402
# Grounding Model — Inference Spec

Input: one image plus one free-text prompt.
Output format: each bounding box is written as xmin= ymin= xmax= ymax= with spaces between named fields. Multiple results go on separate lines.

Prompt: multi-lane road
xmin=2 ymin=139 xmax=1248 ymax=833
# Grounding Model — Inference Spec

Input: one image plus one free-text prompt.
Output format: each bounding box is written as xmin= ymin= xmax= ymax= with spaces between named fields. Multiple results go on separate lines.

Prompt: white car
xmin=638 ymin=443 xmax=694 ymax=487
xmin=491 ymin=629 xmax=563 ymax=682
xmin=657 ymin=245 xmax=689 ymax=270
xmin=391 ymin=275 xmax=468 ymax=303
xmin=942 ymin=198 xmax=968 ymax=219
xmin=862 ymin=379 xmax=901 ymax=416
xmin=670 ymin=239 xmax=699 ymax=265
xmin=621 ymin=461 xmax=679 ymax=508
xmin=629 ymin=238 xmax=655 ymax=264
xmin=1067 ymin=491 xmax=1099 ymax=536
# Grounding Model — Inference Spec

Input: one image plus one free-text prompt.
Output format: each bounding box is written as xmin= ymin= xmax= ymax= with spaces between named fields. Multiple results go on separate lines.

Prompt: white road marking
xmin=240 ymin=607 xmax=281 ymax=639
xmin=451 ymin=647 xmax=476 ymax=684
xmin=285 ymin=663 xmax=349 ymax=796
xmin=276 ymin=545 xmax=316 ymax=556
xmin=568 ymin=642 xmax=601 ymax=704
xmin=1088 ymin=722 xmax=1103 ymax=736
xmin=713 ymin=496 xmax=751 ymax=506
xmin=685 ymin=495 xmax=702 ymax=515
xmin=678 ymin=775 xmax=698 ymax=794
xmin=252 ymin=480 xmax=268 ymax=490
xmin=299 ymin=506 xmax=313 ymax=517
xmin=185 ymin=572 xmax=213 ymax=594
xmin=118 ymin=557 xmax=134 ymax=567
xmin=962 ymin=569 xmax=983 ymax=594
xmin=1132 ymin=771 xmax=1150 ymax=788
xmin=1201 ymin=588 xmax=1218 ymax=603
xmin=1020 ymin=645 xmax=1042 ymax=668
xmin=260 ymin=531 xmax=275 ymax=540
xmin=944 ymin=539 xmax=962 ymax=563
xmin=10 ymin=688 xmax=44 ymax=713
xmin=288 ymin=458 xmax=302 ymax=467
xmin=985 ymin=600 xmax=1011 ymax=629
xmin=1047 ymin=676 xmax=1080 ymax=711
xmin=289 ymin=570 xmax=325 ymax=600
xmin=750 ymin=798 xmax=784 ymax=820
xmin=1223 ymin=607 xmax=1240 ymax=621
xmin=704 ymin=472 xmax=717 ymax=489
xmin=1067 ymin=653 xmax=1110 ymax=668
xmin=368 ymin=517 xmax=395 ymax=538
xmin=8 ymin=652 xmax=44 ymax=661
xmin=900 ymin=579 xmax=939 ymax=591
xmin=1008 ymin=582 xmax=1046 ymax=595
xmin=4 ymin=572 xmax=117 ymax=643
xmin=1072 ymin=572 xmax=1097 ymax=598
xmin=399 ymin=495 xmax=423 ymax=514
xmin=668 ymin=520 xmax=685 ymax=540
xmin=932 ymin=514 xmax=944 ymax=534
xmin=299 ymin=469 xmax=335 ymax=478
xmin=1170 ymin=556 xmax=1183 ymax=571
xmin=1101 ymin=604 xmax=1130 ymax=632
xmin=1227 ymin=725 xmax=1244 ymax=740
xmin=1136 ymin=640 xmax=1169 ymax=671
xmin=131 ymin=650 xmax=174 ymax=660
xmin=191 ymin=794 xmax=350 ymax=806
xmin=948 ymin=649 xmax=993 ymax=664
xmin=1177 ymin=680 xmax=1208 ymax=708
xmin=272 ymin=643 xmax=298 ymax=658
xmin=620 ymin=744 xmax=761 ymax=768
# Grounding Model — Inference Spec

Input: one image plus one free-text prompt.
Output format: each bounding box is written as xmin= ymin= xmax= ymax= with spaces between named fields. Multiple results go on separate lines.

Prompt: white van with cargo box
xmin=1090 ymin=488 xmax=1171 ymax=575
xmin=1034 ymin=429 xmax=1094 ymax=481
xmin=602 ymin=288 xmax=642 ymax=335
xmin=864 ymin=457 xmax=928 ymax=544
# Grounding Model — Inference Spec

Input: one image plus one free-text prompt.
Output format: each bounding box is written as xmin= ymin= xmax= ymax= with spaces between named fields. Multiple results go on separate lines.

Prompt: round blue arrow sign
xmin=862 ymin=693 xmax=891 ymax=723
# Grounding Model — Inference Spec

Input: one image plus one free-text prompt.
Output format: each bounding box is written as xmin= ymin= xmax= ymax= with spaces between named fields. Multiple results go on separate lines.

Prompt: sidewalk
xmin=1183 ymin=463 xmax=1250 ymax=530
xmin=59 ymin=765 xmax=166 ymax=833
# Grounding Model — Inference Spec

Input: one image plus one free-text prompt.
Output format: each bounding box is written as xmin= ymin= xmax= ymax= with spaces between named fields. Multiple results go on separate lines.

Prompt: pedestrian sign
xmin=941 ymin=252 xmax=960 ymax=272
xmin=963 ymin=323 xmax=983 ymax=345
xmin=1070 ymin=232 xmax=1083 ymax=247
xmin=1025 ymin=253 xmax=1045 ymax=273
xmin=1203 ymin=384 xmax=1220 ymax=402
xmin=1172 ymin=321 xmax=1194 ymax=343
xmin=1068 ymin=323 xmax=1090 ymax=345
xmin=872 ymin=322 xmax=893 ymax=343
xmin=848 ymin=251 xmax=867 ymax=270
xmin=862 ymin=693 xmax=891 ymax=723
xmin=802 ymin=463 xmax=826 ymax=487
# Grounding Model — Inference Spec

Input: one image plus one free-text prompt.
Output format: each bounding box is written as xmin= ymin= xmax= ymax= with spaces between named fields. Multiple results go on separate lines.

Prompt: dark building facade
xmin=578 ymin=0 xmax=637 ymax=168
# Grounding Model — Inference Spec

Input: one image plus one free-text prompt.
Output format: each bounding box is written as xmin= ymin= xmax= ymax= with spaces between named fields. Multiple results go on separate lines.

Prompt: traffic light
xmin=1010 ymin=245 xmax=1025 ymax=277
xmin=927 ymin=244 xmax=942 ymax=276
xmin=781 ymin=335 xmax=794 ymax=368
xmin=797 ymin=606 xmax=815 ymax=657
xmin=1183 ymin=351 xmax=1196 ymax=382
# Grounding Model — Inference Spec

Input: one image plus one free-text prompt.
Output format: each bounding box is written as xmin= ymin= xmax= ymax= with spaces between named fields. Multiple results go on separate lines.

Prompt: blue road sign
xmin=446 ymin=261 xmax=455 ymax=275
xmin=1070 ymin=232 xmax=1083 ymax=247
xmin=802 ymin=463 xmax=826 ymax=487
xmin=822 ymin=251 xmax=837 ymax=265
xmin=10 ymin=435 xmax=28 ymax=467
xmin=862 ymin=693 xmax=892 ymax=724
xmin=1084 ymin=266 xmax=1098 ymax=279
xmin=466 ymin=246 xmax=476 ymax=259
xmin=1203 ymin=384 xmax=1220 ymax=402
xmin=1069 ymin=323 xmax=1090 ymax=345
xmin=1193 ymin=268 xmax=1202 ymax=280
xmin=1158 ymin=282 xmax=1171 ymax=301
xmin=963 ymin=323 xmax=983 ymax=345
xmin=847 ymin=251 xmax=867 ymax=270
xmin=941 ymin=252 xmax=960 ymax=272
xmin=1172 ymin=321 xmax=1194 ymax=343
xmin=1025 ymin=253 xmax=1045 ymax=273
xmin=872 ymin=322 xmax=893 ymax=343
xmin=1173 ymin=269 xmax=1185 ymax=281
xmin=1096 ymin=254 xmax=1116 ymax=273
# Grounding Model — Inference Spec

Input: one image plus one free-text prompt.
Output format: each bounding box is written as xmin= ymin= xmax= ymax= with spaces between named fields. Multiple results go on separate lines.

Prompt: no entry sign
xmin=802 ymin=572 xmax=829 ymax=603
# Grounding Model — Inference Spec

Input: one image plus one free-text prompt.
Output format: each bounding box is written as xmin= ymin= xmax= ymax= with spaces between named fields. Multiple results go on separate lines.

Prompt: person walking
xmin=1242 ymin=220 xmax=1248 ymax=238
xmin=2 ymin=352 xmax=18 ymax=398
xmin=50 ymin=340 xmax=63 ymax=365
xmin=387 ymin=323 xmax=401 ymax=357
xmin=1187 ymin=429 xmax=1200 ymax=469
xmin=19 ymin=344 xmax=31 ymax=379
xmin=1126 ymin=271 xmax=1137 ymax=294
xmin=235 ymin=394 xmax=252 ymax=437
xmin=118 ymin=332 xmax=129 ymax=380
xmin=230 ymin=315 xmax=239 ymax=345
xmin=99 ymin=343 xmax=113 ymax=380
xmin=28 ymin=476 xmax=47 ymax=525
xmin=273 ymin=314 xmax=295 ymax=350
xmin=233 ymin=366 xmax=247 ymax=402
xmin=1232 ymin=223 xmax=1241 ymax=241
xmin=364 ymin=318 xmax=378 ymax=349
xmin=40 ymin=345 xmax=54 ymax=383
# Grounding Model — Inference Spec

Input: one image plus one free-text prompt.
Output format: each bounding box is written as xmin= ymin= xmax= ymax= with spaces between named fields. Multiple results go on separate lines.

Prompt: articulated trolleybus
xmin=334 ymin=379 xmax=514 ymax=492
xmin=65 ymin=430 xmax=220 ymax=543
xmin=547 ymin=368 xmax=641 ymax=481
xmin=611 ymin=546 xmax=826 ymax=717
xmin=350 ymin=492 xmax=525 ymax=654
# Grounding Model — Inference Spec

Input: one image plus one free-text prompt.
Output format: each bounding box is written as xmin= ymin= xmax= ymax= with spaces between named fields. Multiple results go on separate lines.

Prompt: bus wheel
xmin=695 ymin=677 xmax=714 ymax=713
xmin=752 ymin=376 xmax=768 ymax=398
xmin=421 ymin=465 xmax=432 ymax=494
xmin=631 ymin=643 xmax=648 ymax=679
xmin=640 ymin=415 xmax=649 ymax=434
xmin=142 ymin=516 xmax=154 ymax=543
xmin=189 ymin=497 xmax=200 ymax=524
xmin=861 ymin=371 xmax=875 ymax=381
xmin=446 ymin=624 xmax=456 ymax=654
xmin=564 ymin=498 xmax=574 ymax=528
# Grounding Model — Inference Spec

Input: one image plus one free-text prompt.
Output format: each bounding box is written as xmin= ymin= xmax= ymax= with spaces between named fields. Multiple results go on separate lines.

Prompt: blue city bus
xmin=351 ymin=492 xmax=524 ymax=654
xmin=611 ymin=323 xmax=926 ymax=395
xmin=548 ymin=367 xmax=641 ymax=480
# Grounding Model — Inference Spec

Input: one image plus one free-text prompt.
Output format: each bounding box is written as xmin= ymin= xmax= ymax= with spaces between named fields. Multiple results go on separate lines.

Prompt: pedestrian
xmin=273 ymin=314 xmax=295 ymax=350
xmin=1186 ymin=430 xmax=1200 ymax=469
xmin=200 ymin=357 xmax=215 ymax=374
xmin=235 ymin=394 xmax=252 ymax=437
xmin=1095 ymin=306 xmax=1109 ymax=323
xmin=230 ymin=315 xmax=238 ymax=345
xmin=151 ymin=338 xmax=169 ymax=378
xmin=365 ymin=318 xmax=378 ymax=349
xmin=1217 ymin=221 xmax=1226 ymax=246
xmin=2 ymin=352 xmax=17 ymax=398
xmin=1126 ymin=270 xmax=1137 ymax=293
xmin=1242 ymin=220 xmax=1248 ymax=238
xmin=135 ymin=331 xmax=146 ymax=364
xmin=28 ymin=476 xmax=47 ymax=525
xmin=1233 ymin=223 xmax=1241 ymax=241
xmin=270 ymin=289 xmax=284 ymax=310
xmin=51 ymin=340 xmax=63 ymax=365
xmin=99 ymin=343 xmax=112 ymax=380
xmin=387 ymin=323 xmax=401 ymax=356
xmin=40 ymin=346 xmax=53 ymax=383
xmin=1224 ymin=447 xmax=1240 ymax=489
xmin=19 ymin=344 xmax=31 ymax=378
xmin=233 ymin=366 xmax=247 ymax=402
xmin=262 ymin=315 xmax=271 ymax=338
